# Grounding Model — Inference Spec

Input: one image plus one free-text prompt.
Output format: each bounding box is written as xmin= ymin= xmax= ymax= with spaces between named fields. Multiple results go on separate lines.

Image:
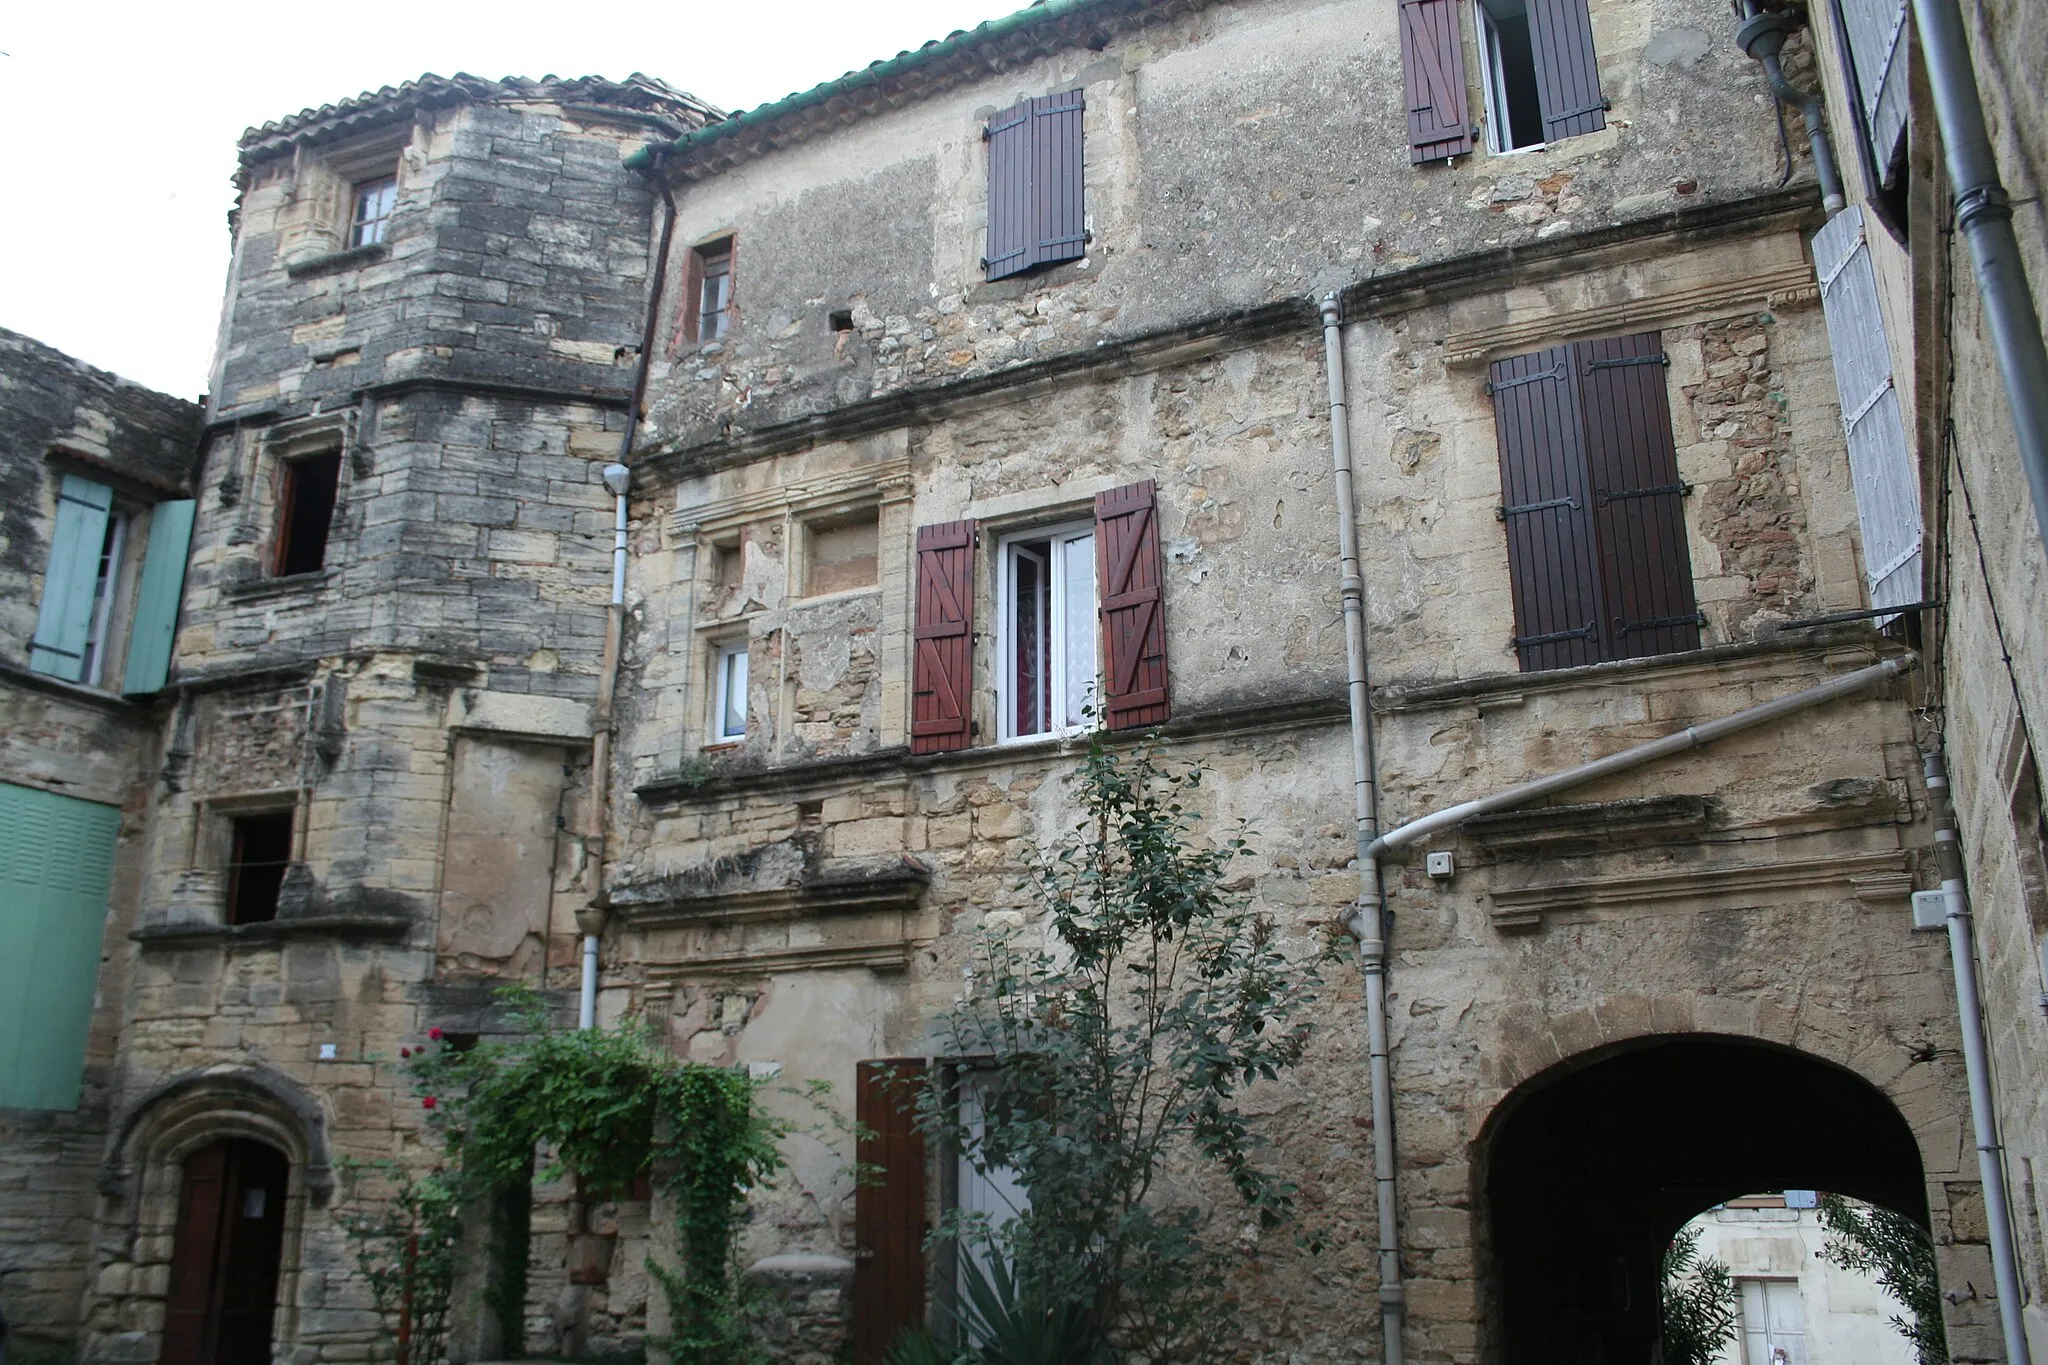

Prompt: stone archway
xmin=1477 ymin=1034 xmax=1929 ymax=1365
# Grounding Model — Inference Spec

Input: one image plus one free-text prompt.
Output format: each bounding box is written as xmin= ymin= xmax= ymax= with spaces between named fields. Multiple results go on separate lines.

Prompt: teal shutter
xmin=29 ymin=475 xmax=115 ymax=682
xmin=122 ymin=499 xmax=196 ymax=695
xmin=0 ymin=782 xmax=122 ymax=1110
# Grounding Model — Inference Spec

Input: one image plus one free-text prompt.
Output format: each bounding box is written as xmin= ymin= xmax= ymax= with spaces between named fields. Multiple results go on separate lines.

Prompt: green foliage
xmin=1817 ymin=1194 xmax=1949 ymax=1365
xmin=335 ymin=1159 xmax=460 ymax=1365
xmin=923 ymin=733 xmax=1322 ymax=1362
xmin=1659 ymin=1224 xmax=1740 ymax=1365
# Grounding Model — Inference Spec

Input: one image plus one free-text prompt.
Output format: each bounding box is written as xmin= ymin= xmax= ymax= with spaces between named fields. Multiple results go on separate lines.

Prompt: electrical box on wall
xmin=1425 ymin=851 xmax=1455 ymax=879
xmin=1912 ymin=889 xmax=1948 ymax=931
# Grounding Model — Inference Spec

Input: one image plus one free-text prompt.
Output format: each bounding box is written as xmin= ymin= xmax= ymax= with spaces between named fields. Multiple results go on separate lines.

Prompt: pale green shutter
xmin=0 ymin=782 xmax=122 ymax=1110
xmin=29 ymin=475 xmax=115 ymax=682
xmin=122 ymin=499 xmax=196 ymax=695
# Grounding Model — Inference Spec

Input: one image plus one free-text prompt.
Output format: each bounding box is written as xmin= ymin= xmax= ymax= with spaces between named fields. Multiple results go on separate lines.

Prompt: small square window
xmin=712 ymin=640 xmax=749 ymax=743
xmin=1477 ymin=0 xmax=1545 ymax=153
xmin=997 ymin=522 xmax=1097 ymax=742
xmin=350 ymin=176 xmax=397 ymax=248
xmin=696 ymin=240 xmax=733 ymax=342
xmin=226 ymin=811 xmax=295 ymax=925
xmin=275 ymin=450 xmax=342 ymax=577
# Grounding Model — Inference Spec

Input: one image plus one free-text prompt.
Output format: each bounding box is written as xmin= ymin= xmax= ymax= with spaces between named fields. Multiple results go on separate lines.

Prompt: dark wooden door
xmin=854 ymin=1059 xmax=928 ymax=1365
xmin=162 ymin=1138 xmax=290 ymax=1365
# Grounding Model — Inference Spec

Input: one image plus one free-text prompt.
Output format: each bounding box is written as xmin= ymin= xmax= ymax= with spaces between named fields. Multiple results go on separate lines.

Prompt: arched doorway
xmin=161 ymin=1138 xmax=291 ymax=1365
xmin=1481 ymin=1035 xmax=1929 ymax=1365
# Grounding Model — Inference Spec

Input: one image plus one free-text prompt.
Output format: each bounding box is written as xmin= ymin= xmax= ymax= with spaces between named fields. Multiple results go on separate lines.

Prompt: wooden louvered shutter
xmin=854 ymin=1059 xmax=927 ymax=1365
xmin=1527 ymin=0 xmax=1606 ymax=142
xmin=912 ymin=521 xmax=976 ymax=753
xmin=1095 ymin=480 xmax=1169 ymax=730
xmin=1837 ymin=0 xmax=1910 ymax=186
xmin=671 ymin=244 xmax=704 ymax=355
xmin=1400 ymin=0 xmax=1475 ymax=163
xmin=985 ymin=100 xmax=1033 ymax=281
xmin=1814 ymin=206 xmax=1921 ymax=615
xmin=1576 ymin=332 xmax=1701 ymax=659
xmin=1491 ymin=345 xmax=1606 ymax=671
xmin=123 ymin=498 xmax=195 ymax=695
xmin=30 ymin=474 xmax=115 ymax=682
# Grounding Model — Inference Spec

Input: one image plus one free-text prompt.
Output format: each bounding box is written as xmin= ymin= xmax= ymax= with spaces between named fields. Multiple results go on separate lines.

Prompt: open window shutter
xmin=1575 ymin=332 xmax=1701 ymax=660
xmin=984 ymin=100 xmax=1033 ymax=281
xmin=853 ymin=1059 xmax=927 ymax=1365
xmin=29 ymin=475 xmax=115 ymax=682
xmin=1028 ymin=90 xmax=1086 ymax=271
xmin=1490 ymin=345 xmax=1606 ymax=671
xmin=1814 ymin=206 xmax=1921 ymax=616
xmin=1095 ymin=480 xmax=1169 ymax=730
xmin=912 ymin=521 xmax=976 ymax=753
xmin=1526 ymin=0 xmax=1606 ymax=142
xmin=1400 ymin=0 xmax=1475 ymax=163
xmin=671 ymin=245 xmax=705 ymax=355
xmin=1837 ymin=0 xmax=1910 ymax=185
xmin=122 ymin=498 xmax=195 ymax=695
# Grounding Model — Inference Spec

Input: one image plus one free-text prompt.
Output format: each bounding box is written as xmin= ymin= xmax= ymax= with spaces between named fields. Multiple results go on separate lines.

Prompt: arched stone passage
xmin=1480 ymin=1034 xmax=1928 ymax=1365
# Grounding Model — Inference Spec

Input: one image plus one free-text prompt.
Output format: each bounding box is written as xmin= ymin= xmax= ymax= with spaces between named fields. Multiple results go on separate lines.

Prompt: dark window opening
xmin=1479 ymin=0 xmax=1545 ymax=151
xmin=275 ymin=451 xmax=341 ymax=577
xmin=696 ymin=240 xmax=733 ymax=342
xmin=350 ymin=176 xmax=397 ymax=248
xmin=225 ymin=811 xmax=295 ymax=925
xmin=829 ymin=309 xmax=855 ymax=333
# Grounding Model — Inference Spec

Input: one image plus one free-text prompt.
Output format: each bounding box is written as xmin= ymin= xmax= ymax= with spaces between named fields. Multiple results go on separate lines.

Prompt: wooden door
xmin=162 ymin=1139 xmax=290 ymax=1365
xmin=854 ymin=1060 xmax=928 ymax=1364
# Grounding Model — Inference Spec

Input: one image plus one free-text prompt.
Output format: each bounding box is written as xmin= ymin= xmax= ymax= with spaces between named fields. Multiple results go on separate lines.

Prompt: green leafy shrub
xmin=1659 ymin=1224 xmax=1739 ymax=1365
xmin=1818 ymin=1193 xmax=1948 ymax=1365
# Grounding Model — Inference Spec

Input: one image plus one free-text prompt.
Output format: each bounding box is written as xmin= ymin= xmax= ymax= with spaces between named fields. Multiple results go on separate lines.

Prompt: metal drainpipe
xmin=578 ymin=157 xmax=679 ymax=1030
xmin=1911 ymin=0 xmax=2048 ymax=564
xmin=1922 ymin=750 xmax=2036 ymax=1365
xmin=1319 ymin=292 xmax=1404 ymax=1365
xmin=1736 ymin=1 xmax=1847 ymax=213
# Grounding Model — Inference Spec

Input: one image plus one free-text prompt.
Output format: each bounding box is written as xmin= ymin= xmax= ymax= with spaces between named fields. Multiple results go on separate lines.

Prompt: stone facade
xmin=4 ymin=0 xmax=2047 ymax=1362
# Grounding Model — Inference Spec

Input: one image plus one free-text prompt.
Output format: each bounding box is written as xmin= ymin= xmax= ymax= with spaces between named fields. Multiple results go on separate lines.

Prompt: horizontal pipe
xmin=1371 ymin=655 xmax=1915 ymax=858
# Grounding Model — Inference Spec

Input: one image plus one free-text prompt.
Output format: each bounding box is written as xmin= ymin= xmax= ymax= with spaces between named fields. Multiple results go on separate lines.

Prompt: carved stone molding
xmin=1487 ymin=848 xmax=1911 ymax=931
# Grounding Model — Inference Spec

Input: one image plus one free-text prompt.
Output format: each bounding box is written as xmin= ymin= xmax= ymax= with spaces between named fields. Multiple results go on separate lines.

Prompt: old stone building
xmin=2 ymin=0 xmax=2045 ymax=1362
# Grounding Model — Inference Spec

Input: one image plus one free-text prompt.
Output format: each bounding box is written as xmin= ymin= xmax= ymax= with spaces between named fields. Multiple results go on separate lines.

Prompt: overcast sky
xmin=0 ymin=0 xmax=1022 ymax=399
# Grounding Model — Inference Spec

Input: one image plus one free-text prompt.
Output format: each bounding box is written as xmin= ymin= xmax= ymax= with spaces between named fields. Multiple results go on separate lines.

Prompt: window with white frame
xmin=350 ymin=175 xmax=398 ymax=248
xmin=996 ymin=523 xmax=1097 ymax=742
xmin=711 ymin=640 xmax=749 ymax=743
xmin=1477 ymin=0 xmax=1546 ymax=152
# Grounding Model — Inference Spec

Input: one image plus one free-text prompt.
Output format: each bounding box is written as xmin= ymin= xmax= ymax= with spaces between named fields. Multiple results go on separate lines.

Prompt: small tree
xmin=335 ymin=1161 xmax=460 ymax=1365
xmin=1817 ymin=1194 xmax=1948 ymax=1365
xmin=1659 ymin=1224 xmax=1740 ymax=1365
xmin=922 ymin=733 xmax=1323 ymax=1361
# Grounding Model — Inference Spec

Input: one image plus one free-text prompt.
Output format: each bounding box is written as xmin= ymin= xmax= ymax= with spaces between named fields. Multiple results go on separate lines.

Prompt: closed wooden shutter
xmin=1491 ymin=345 xmax=1606 ymax=671
xmin=1400 ymin=0 xmax=1475 ymax=163
xmin=1837 ymin=0 xmax=1910 ymax=185
xmin=985 ymin=92 xmax=1086 ymax=281
xmin=671 ymin=243 xmax=705 ymax=355
xmin=162 ymin=1141 xmax=231 ymax=1365
xmin=1813 ymin=206 xmax=1922 ymax=615
xmin=29 ymin=474 xmax=115 ymax=682
xmin=123 ymin=498 xmax=195 ymax=695
xmin=1527 ymin=0 xmax=1606 ymax=142
xmin=1095 ymin=480 xmax=1170 ymax=730
xmin=912 ymin=521 xmax=976 ymax=753
xmin=1578 ymin=333 xmax=1702 ymax=657
xmin=854 ymin=1059 xmax=928 ymax=1365
xmin=0 ymin=782 xmax=121 ymax=1110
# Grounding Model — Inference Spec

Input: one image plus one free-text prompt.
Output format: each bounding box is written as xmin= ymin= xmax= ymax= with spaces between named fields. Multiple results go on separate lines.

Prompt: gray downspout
xmin=1319 ymin=293 xmax=1404 ymax=1365
xmin=1922 ymin=750 xmax=2035 ymax=1365
xmin=1736 ymin=1 xmax=1848 ymax=213
xmin=1911 ymin=0 xmax=2048 ymax=564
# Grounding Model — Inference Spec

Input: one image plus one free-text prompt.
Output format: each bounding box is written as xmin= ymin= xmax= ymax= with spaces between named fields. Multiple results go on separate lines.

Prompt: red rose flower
xmin=400 ymin=1047 xmax=412 ymax=1058
xmin=428 ymin=1027 xmax=444 ymax=1040
xmin=422 ymin=1096 xmax=437 ymax=1110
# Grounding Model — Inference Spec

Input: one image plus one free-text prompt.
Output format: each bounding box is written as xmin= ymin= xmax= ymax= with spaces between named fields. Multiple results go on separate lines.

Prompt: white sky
xmin=0 ymin=0 xmax=1023 ymax=400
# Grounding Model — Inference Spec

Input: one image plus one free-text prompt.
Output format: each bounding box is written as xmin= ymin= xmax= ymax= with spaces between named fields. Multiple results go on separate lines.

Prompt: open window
xmin=1467 ymin=0 xmax=1606 ymax=153
xmin=274 ymin=450 xmax=341 ymax=577
xmin=29 ymin=473 xmax=195 ymax=693
xmin=711 ymin=640 xmax=749 ymax=744
xmin=225 ymin=811 xmax=295 ymax=926
xmin=349 ymin=175 xmax=397 ymax=248
xmin=1477 ymin=0 xmax=1546 ymax=152
xmin=677 ymin=237 xmax=736 ymax=349
xmin=996 ymin=521 xmax=1097 ymax=742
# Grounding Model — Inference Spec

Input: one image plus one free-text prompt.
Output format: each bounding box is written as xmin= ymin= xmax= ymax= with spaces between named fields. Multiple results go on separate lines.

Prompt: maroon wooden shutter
xmin=1400 ymin=0 xmax=1475 ymax=163
xmin=1528 ymin=0 xmax=1606 ymax=142
xmin=984 ymin=100 xmax=1033 ymax=280
xmin=1095 ymin=480 xmax=1170 ymax=730
xmin=854 ymin=1059 xmax=928 ymax=1365
xmin=1490 ymin=344 xmax=1607 ymax=672
xmin=162 ymin=1141 xmax=230 ymax=1365
xmin=216 ymin=1140 xmax=290 ymax=1365
xmin=670 ymin=244 xmax=704 ymax=356
xmin=912 ymin=521 xmax=976 ymax=754
xmin=1576 ymin=332 xmax=1700 ymax=660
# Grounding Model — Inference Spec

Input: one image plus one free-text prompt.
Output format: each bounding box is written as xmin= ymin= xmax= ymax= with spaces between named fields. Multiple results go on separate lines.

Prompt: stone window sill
xmin=133 ymin=913 xmax=411 ymax=947
xmin=220 ymin=568 xmax=335 ymax=602
xmin=284 ymin=242 xmax=389 ymax=280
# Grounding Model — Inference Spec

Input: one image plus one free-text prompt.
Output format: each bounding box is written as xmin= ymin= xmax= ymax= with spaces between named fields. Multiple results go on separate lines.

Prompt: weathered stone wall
xmin=639 ymin=0 xmax=1804 ymax=452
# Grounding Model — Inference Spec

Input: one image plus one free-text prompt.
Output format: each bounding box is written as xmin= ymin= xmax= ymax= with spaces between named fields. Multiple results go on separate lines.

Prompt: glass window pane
xmin=1060 ymin=532 xmax=1095 ymax=728
xmin=720 ymin=647 xmax=748 ymax=739
xmin=1012 ymin=547 xmax=1047 ymax=736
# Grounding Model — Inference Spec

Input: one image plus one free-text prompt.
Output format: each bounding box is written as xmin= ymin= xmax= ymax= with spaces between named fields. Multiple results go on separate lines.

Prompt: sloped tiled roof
xmin=238 ymin=72 xmax=722 ymax=165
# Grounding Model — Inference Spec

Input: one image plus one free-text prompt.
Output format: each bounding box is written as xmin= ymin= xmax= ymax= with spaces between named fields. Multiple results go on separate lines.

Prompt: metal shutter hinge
xmin=1615 ymin=611 xmax=1707 ymax=636
xmin=1511 ymin=622 xmax=1597 ymax=649
xmin=1595 ymin=482 xmax=1691 ymax=506
xmin=1497 ymin=496 xmax=1580 ymax=520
